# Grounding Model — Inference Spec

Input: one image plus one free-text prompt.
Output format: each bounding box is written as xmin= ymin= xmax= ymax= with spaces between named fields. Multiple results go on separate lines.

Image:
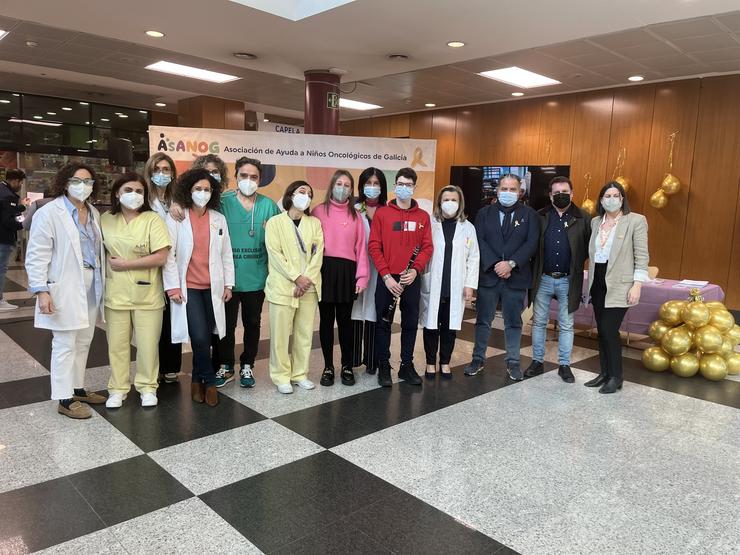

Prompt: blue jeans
xmin=0 ymin=243 xmax=13 ymax=301
xmin=531 ymin=275 xmax=574 ymax=366
xmin=186 ymin=289 xmax=220 ymax=385
xmin=473 ymin=282 xmax=526 ymax=368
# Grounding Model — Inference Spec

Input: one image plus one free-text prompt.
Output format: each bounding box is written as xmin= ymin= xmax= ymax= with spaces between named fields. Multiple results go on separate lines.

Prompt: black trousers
xmin=319 ymin=301 xmax=353 ymax=368
xmin=590 ymin=263 xmax=628 ymax=379
xmin=158 ymin=298 xmax=182 ymax=375
xmin=374 ymin=275 xmax=421 ymax=367
xmin=220 ymin=290 xmax=265 ymax=368
xmin=423 ymin=297 xmax=456 ymax=365
xmin=352 ymin=320 xmax=377 ymax=371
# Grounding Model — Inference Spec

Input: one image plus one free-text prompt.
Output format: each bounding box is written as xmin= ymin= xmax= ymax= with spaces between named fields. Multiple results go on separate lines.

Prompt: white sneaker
xmin=106 ymin=393 xmax=127 ymax=408
xmin=0 ymin=299 xmax=18 ymax=311
xmin=277 ymin=383 xmax=293 ymax=394
xmin=140 ymin=392 xmax=158 ymax=407
xmin=291 ymin=379 xmax=315 ymax=390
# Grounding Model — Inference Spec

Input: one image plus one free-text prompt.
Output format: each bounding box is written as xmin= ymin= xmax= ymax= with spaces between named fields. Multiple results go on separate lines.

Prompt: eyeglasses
xmin=68 ymin=177 xmax=95 ymax=187
xmin=154 ymin=168 xmax=172 ymax=175
xmin=395 ymin=182 xmax=414 ymax=187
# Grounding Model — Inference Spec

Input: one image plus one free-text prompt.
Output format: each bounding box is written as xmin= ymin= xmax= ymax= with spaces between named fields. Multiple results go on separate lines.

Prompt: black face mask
xmin=552 ymin=192 xmax=571 ymax=209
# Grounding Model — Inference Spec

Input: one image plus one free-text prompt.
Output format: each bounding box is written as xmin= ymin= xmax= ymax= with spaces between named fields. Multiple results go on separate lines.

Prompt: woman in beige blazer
xmin=586 ymin=182 xmax=649 ymax=394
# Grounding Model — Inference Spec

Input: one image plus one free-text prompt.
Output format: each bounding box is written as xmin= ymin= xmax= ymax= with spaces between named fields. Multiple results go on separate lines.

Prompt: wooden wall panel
xmin=642 ymin=80 xmax=700 ymax=279
xmin=431 ymin=109 xmax=457 ymax=190
xmin=371 ymin=116 xmax=391 ymax=138
xmin=727 ymin=184 xmax=740 ymax=307
xmin=479 ymin=102 xmax=509 ymax=163
xmin=353 ymin=118 xmax=374 ymax=137
xmin=569 ymin=91 xmax=614 ymax=207
xmin=409 ymin=111 xmax=433 ymax=139
xmin=389 ymin=114 xmax=410 ymax=138
xmin=605 ymin=86 xmax=656 ymax=213
xmin=453 ymin=106 xmax=483 ymax=165
xmin=511 ymin=100 xmax=542 ymax=165
xmin=537 ymin=96 xmax=575 ymax=164
xmin=682 ymin=75 xmax=740 ymax=302
xmin=150 ymin=110 xmax=178 ymax=127
xmin=224 ymin=99 xmax=245 ymax=130
xmin=340 ymin=120 xmax=357 ymax=136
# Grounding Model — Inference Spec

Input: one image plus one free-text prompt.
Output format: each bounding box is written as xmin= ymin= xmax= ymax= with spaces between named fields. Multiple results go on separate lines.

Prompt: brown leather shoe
xmin=205 ymin=385 xmax=219 ymax=407
xmin=58 ymin=401 xmax=92 ymax=419
xmin=73 ymin=390 xmax=106 ymax=405
xmin=191 ymin=382 xmax=205 ymax=403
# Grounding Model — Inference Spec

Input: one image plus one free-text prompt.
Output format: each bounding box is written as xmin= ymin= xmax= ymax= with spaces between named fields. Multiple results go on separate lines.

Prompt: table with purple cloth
xmin=549 ymin=271 xmax=725 ymax=335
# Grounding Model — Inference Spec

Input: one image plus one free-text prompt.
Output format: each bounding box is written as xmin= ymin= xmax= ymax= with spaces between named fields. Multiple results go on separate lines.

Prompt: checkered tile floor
xmin=1 ymin=266 xmax=739 ymax=554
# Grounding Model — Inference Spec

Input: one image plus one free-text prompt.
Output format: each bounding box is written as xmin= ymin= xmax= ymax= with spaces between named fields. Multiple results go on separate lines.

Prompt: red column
xmin=304 ymin=70 xmax=340 ymax=135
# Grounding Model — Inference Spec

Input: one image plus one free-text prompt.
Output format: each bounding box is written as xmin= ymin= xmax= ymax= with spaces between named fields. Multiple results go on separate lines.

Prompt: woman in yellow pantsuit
xmin=100 ymin=173 xmax=171 ymax=409
xmin=265 ymin=181 xmax=323 ymax=394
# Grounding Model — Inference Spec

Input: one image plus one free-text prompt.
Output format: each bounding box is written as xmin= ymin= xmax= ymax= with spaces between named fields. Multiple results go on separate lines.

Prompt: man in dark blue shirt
xmin=526 ymin=176 xmax=591 ymax=382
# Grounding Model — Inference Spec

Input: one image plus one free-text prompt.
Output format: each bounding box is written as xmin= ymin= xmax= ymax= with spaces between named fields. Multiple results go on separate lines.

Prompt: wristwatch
xmin=382 ymin=274 xmax=392 ymax=282
xmin=508 ymin=260 xmax=517 ymax=269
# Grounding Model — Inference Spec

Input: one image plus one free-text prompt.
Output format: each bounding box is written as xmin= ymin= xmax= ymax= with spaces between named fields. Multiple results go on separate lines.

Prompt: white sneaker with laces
xmin=291 ymin=379 xmax=315 ymax=390
xmin=106 ymin=393 xmax=127 ymax=408
xmin=277 ymin=383 xmax=293 ymax=394
xmin=0 ymin=299 xmax=18 ymax=311
xmin=140 ymin=392 xmax=158 ymax=407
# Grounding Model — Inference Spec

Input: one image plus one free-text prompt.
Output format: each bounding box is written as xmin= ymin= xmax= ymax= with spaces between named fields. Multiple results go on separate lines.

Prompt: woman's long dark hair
xmin=357 ymin=167 xmax=388 ymax=206
xmin=596 ymin=181 xmax=631 ymax=216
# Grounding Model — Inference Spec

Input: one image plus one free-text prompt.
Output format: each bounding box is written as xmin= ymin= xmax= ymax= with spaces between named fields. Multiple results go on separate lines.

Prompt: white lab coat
xmin=25 ymin=197 xmax=106 ymax=331
xmin=351 ymin=212 xmax=378 ymax=322
xmin=162 ymin=209 xmax=235 ymax=343
xmin=420 ymin=218 xmax=480 ymax=331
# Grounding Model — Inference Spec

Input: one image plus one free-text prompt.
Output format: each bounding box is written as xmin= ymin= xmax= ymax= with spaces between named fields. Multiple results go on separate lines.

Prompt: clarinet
xmin=381 ymin=246 xmax=421 ymax=323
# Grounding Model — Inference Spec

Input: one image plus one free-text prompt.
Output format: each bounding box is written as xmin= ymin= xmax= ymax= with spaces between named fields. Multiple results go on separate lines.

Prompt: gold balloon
xmin=660 ymin=173 xmax=681 ymax=195
xmin=707 ymin=309 xmax=735 ymax=334
xmin=659 ymin=300 xmax=687 ymax=326
xmin=649 ymin=189 xmax=668 ymax=209
xmin=581 ymin=198 xmax=596 ymax=216
xmin=681 ymin=301 xmax=710 ymax=328
xmin=726 ymin=353 xmax=740 ymax=375
xmin=699 ymin=353 xmax=727 ymax=381
xmin=642 ymin=346 xmax=671 ymax=372
xmin=661 ymin=327 xmax=692 ymax=356
xmin=648 ymin=320 xmax=673 ymax=342
xmin=615 ymin=175 xmax=630 ymax=194
xmin=704 ymin=301 xmax=726 ymax=311
xmin=728 ymin=324 xmax=740 ymax=344
xmin=693 ymin=324 xmax=724 ymax=354
xmin=670 ymin=352 xmax=700 ymax=378
xmin=719 ymin=336 xmax=735 ymax=358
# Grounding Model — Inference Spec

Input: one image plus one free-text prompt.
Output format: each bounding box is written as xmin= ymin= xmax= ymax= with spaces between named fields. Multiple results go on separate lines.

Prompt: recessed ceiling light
xmin=263 ymin=118 xmax=269 ymax=122
xmin=146 ymin=30 xmax=165 ymax=38
xmin=9 ymin=118 xmax=61 ymax=127
xmin=155 ymin=102 xmax=167 ymax=107
xmin=118 ymin=114 xmax=128 ymax=118
xmin=0 ymin=30 xmax=8 ymax=41
xmin=78 ymin=149 xmax=89 ymax=153
xmin=85 ymin=121 xmax=90 ymax=124
xmin=79 ymin=101 xmax=89 ymax=105
xmin=62 ymin=107 xmax=72 ymax=111
xmin=139 ymin=110 xmax=147 ymax=114
xmin=86 ymin=140 xmax=98 ymax=143
xmin=387 ymin=54 xmax=408 ymax=61
xmin=339 ymin=98 xmax=382 ymax=111
xmin=628 ymin=75 xmax=644 ymax=82
xmin=424 ymin=103 xmax=436 ymax=107
xmin=12 ymin=93 xmax=20 ymax=97
xmin=478 ymin=66 xmax=560 ymax=88
xmin=146 ymin=60 xmax=240 ymax=83
xmin=47 ymin=111 xmax=57 ymax=115
xmin=447 ymin=41 xmax=465 ymax=48
xmin=233 ymin=52 xmax=258 ymax=60
xmin=33 ymin=115 xmax=43 ymax=119
xmin=0 ymin=100 xmax=10 ymax=104
xmin=100 ymin=118 xmax=110 ymax=122
xmin=25 ymin=40 xmax=38 ymax=47
xmin=511 ymin=92 xmax=524 ymax=97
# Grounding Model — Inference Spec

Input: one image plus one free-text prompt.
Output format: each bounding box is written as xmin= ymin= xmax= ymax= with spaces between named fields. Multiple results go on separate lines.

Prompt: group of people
xmin=13 ymin=152 xmax=648 ymax=420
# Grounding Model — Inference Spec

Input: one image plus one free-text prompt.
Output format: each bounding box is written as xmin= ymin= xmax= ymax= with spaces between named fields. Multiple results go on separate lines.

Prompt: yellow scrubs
xmin=100 ymin=210 xmax=171 ymax=395
xmin=265 ymin=213 xmax=323 ymax=385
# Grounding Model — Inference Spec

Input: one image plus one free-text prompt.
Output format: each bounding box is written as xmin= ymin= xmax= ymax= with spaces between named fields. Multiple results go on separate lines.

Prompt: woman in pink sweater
xmin=312 ymin=170 xmax=369 ymax=386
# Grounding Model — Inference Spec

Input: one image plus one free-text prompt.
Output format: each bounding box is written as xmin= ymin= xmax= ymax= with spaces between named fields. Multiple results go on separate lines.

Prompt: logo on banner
xmin=410 ymin=146 xmax=427 ymax=168
xmin=156 ymin=133 xmax=220 ymax=155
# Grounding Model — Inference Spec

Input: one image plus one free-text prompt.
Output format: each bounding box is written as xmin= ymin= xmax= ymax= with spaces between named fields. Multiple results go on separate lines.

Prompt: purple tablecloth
xmin=549 ymin=271 xmax=725 ymax=335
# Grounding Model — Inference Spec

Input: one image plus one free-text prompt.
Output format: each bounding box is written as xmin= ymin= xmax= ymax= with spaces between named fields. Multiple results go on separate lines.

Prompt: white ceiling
xmin=0 ymin=1 xmax=739 ymax=118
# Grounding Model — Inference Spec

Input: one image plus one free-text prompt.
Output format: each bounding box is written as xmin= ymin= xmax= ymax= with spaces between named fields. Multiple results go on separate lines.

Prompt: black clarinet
xmin=381 ymin=246 xmax=421 ymax=323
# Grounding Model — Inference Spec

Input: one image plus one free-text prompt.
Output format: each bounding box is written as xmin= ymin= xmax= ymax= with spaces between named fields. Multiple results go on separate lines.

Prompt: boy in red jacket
xmin=368 ymin=167 xmax=433 ymax=387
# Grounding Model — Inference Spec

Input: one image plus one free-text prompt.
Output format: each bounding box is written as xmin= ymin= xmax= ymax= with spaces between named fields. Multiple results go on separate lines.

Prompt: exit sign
xmin=327 ymin=92 xmax=339 ymax=109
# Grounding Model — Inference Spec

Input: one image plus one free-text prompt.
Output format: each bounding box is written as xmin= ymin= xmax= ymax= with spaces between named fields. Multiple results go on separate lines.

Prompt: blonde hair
xmin=433 ymin=185 xmax=466 ymax=222
xmin=144 ymin=152 xmax=177 ymax=205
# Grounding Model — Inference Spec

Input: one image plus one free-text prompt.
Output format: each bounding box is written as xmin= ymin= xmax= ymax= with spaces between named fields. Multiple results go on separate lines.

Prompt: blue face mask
xmin=151 ymin=173 xmax=171 ymax=188
xmin=363 ymin=185 xmax=381 ymax=199
xmin=209 ymin=171 xmax=222 ymax=183
xmin=395 ymin=184 xmax=413 ymax=201
xmin=498 ymin=191 xmax=518 ymax=207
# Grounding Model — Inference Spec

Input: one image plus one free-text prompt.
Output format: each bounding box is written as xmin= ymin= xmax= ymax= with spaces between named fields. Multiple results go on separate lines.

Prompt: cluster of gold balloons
xmin=649 ymin=173 xmax=682 ymax=209
xmin=642 ymin=290 xmax=740 ymax=381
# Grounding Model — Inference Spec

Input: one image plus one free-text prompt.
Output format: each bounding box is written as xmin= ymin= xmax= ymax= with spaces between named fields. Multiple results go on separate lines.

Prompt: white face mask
xmin=292 ymin=192 xmax=311 ymax=211
xmin=119 ymin=191 xmax=144 ymax=210
xmin=192 ymin=190 xmax=211 ymax=208
xmin=238 ymin=179 xmax=258 ymax=197
xmin=68 ymin=182 xmax=93 ymax=202
xmin=441 ymin=200 xmax=459 ymax=218
xmin=601 ymin=197 xmax=622 ymax=213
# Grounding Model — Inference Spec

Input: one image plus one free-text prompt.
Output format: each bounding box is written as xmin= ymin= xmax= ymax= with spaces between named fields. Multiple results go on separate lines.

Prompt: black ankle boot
xmin=399 ymin=363 xmax=422 ymax=386
xmin=320 ymin=367 xmax=335 ymax=386
xmin=377 ymin=364 xmax=393 ymax=387
xmin=599 ymin=377 xmax=623 ymax=394
xmin=584 ymin=373 xmax=608 ymax=387
xmin=340 ymin=366 xmax=355 ymax=386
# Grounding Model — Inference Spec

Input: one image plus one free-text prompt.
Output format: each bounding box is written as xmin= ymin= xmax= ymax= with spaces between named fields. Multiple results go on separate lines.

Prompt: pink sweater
xmin=312 ymin=199 xmax=369 ymax=288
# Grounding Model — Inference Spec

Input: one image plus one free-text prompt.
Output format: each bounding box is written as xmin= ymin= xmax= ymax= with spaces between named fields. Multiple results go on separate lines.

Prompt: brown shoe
xmin=73 ymin=390 xmax=106 ymax=405
xmin=205 ymin=385 xmax=219 ymax=407
xmin=58 ymin=401 xmax=92 ymax=419
xmin=191 ymin=383 xmax=205 ymax=403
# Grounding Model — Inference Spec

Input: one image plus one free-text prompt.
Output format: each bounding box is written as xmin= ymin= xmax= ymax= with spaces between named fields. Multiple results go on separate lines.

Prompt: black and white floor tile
xmin=1 ymin=268 xmax=739 ymax=554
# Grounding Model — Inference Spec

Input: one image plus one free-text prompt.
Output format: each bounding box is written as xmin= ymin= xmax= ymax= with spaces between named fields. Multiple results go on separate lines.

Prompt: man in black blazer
xmin=465 ymin=174 xmax=539 ymax=380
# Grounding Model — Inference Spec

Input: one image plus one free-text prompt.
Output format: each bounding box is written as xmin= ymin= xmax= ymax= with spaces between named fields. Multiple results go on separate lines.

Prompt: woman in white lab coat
xmin=420 ymin=185 xmax=479 ymax=379
xmin=163 ymin=168 xmax=234 ymax=407
xmin=25 ymin=163 xmax=107 ymax=419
